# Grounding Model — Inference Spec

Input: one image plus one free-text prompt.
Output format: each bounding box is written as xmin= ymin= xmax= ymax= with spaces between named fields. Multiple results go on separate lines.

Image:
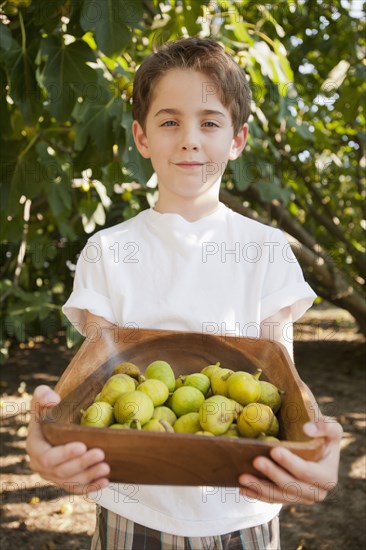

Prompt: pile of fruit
xmin=80 ymin=360 xmax=285 ymax=440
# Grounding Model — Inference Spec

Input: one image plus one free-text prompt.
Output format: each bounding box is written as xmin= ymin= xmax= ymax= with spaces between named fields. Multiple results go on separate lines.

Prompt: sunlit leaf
xmin=40 ymin=36 xmax=97 ymax=121
xmin=80 ymin=0 xmax=143 ymax=56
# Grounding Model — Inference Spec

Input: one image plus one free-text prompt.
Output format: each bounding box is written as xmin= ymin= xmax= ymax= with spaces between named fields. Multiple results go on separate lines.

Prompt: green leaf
xmin=249 ymin=41 xmax=290 ymax=85
xmin=80 ymin=0 xmax=143 ymax=56
xmin=288 ymin=120 xmax=315 ymax=143
xmin=228 ymin=156 xmax=253 ymax=192
xmin=10 ymin=47 xmax=41 ymax=124
xmin=73 ymin=94 xmax=115 ymax=152
xmin=0 ymin=22 xmax=13 ymax=51
xmin=228 ymin=7 xmax=254 ymax=45
xmin=256 ymin=180 xmax=291 ymax=204
xmin=36 ymin=142 xmax=73 ymax=211
xmin=79 ymin=196 xmax=99 ymax=219
xmin=57 ymin=219 xmax=77 ymax=240
xmin=7 ymin=289 xmax=56 ymax=323
xmin=40 ymin=36 xmax=98 ymax=121
xmin=102 ymin=160 xmax=124 ymax=194
xmin=9 ymin=148 xmax=44 ymax=212
xmin=0 ymin=67 xmax=11 ymax=138
xmin=28 ymin=0 xmax=66 ymax=31
xmin=182 ymin=1 xmax=202 ymax=35
xmin=65 ymin=0 xmax=86 ymax=38
xmin=273 ymin=40 xmax=294 ymax=83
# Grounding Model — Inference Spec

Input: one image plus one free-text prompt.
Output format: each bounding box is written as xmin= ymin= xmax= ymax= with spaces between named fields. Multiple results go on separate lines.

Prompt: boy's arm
xmin=261 ymin=309 xmax=323 ymax=420
xmin=26 ymin=311 xmax=112 ymax=494
xmin=241 ymin=309 xmax=343 ymax=504
xmin=260 ymin=307 xmax=293 ymax=360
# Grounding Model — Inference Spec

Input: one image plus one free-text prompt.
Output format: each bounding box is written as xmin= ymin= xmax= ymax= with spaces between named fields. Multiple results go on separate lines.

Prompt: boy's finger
xmin=28 ymin=440 xmax=89 ymax=471
xmin=303 ymin=418 xmax=343 ymax=441
xmin=51 ymin=448 xmax=109 ymax=480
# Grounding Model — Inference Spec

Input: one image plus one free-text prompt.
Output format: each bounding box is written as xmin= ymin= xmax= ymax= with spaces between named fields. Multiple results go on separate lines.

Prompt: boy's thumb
xmin=32 ymin=385 xmax=61 ymax=409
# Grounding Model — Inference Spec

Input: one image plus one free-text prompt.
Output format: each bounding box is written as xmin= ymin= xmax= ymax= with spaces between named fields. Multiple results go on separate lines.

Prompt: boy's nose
xmin=180 ymin=127 xmax=200 ymax=151
xmin=182 ymin=143 xmax=199 ymax=151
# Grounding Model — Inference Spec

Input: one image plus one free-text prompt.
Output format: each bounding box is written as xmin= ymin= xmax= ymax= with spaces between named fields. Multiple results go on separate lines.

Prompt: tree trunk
xmin=220 ymin=189 xmax=366 ymax=336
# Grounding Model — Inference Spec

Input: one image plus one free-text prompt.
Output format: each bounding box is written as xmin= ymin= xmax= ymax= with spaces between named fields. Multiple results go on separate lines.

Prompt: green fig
xmin=112 ymin=361 xmax=142 ymax=381
xmin=229 ymin=399 xmax=243 ymax=420
xmin=143 ymin=418 xmax=173 ymax=432
xmin=136 ymin=379 xmax=169 ymax=406
xmin=198 ymin=395 xmax=235 ymax=435
xmin=152 ymin=406 xmax=177 ymax=426
xmin=145 ymin=360 xmax=176 ymax=392
xmin=173 ymin=412 xmax=201 ymax=433
xmin=99 ymin=374 xmax=136 ymax=405
xmin=182 ymin=373 xmax=210 ymax=396
xmin=174 ymin=377 xmax=184 ymax=390
xmin=257 ymin=432 xmax=280 ymax=442
xmin=222 ymin=424 xmax=240 ymax=438
xmin=252 ymin=369 xmax=263 ymax=380
xmin=258 ymin=381 xmax=284 ymax=413
xmin=210 ymin=368 xmax=234 ymax=397
xmin=196 ymin=430 xmax=215 ymax=436
xmin=94 ymin=391 xmax=102 ymax=402
xmin=114 ymin=391 xmax=154 ymax=426
xmin=80 ymin=402 xmax=114 ymax=427
xmin=170 ymin=386 xmax=205 ymax=417
xmin=237 ymin=403 xmax=277 ymax=438
xmin=267 ymin=414 xmax=279 ymax=437
xmin=164 ymin=394 xmax=174 ymax=410
xmin=200 ymin=361 xmax=221 ymax=379
xmin=226 ymin=371 xmax=261 ymax=406
xmin=109 ymin=423 xmax=132 ymax=429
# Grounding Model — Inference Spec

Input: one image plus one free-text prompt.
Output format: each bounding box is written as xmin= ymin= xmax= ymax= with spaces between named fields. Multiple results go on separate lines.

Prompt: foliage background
xmin=0 ymin=0 xmax=365 ymax=362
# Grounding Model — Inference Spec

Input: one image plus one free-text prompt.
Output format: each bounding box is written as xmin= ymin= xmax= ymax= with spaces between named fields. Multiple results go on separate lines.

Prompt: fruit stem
xmin=130 ymin=420 xmax=142 ymax=430
xmin=159 ymin=419 xmax=174 ymax=433
xmin=252 ymin=368 xmax=262 ymax=380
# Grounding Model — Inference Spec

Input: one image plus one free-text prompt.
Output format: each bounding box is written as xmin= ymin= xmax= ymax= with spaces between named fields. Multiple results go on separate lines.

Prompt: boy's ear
xmin=132 ymin=120 xmax=151 ymax=159
xmin=229 ymin=124 xmax=248 ymax=161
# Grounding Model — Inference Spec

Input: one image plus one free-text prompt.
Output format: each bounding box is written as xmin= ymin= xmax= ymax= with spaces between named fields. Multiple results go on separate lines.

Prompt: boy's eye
xmin=161 ymin=120 xmax=177 ymax=127
xmin=203 ymin=121 xmax=219 ymax=128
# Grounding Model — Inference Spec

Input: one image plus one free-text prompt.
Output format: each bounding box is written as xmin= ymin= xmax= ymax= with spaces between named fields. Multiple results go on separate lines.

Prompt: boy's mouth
xmin=173 ymin=161 xmax=205 ymax=167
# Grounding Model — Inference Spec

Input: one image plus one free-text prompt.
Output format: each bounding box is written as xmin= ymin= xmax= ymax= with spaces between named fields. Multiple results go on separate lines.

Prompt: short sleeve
xmin=260 ymin=229 xmax=316 ymax=322
xmin=62 ymin=235 xmax=117 ymax=335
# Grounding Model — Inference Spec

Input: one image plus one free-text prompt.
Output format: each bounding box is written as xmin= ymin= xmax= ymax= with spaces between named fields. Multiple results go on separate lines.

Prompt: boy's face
xmin=133 ymin=69 xmax=247 ymax=203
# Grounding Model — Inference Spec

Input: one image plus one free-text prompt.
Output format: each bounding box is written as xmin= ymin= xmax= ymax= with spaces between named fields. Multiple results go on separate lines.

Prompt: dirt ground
xmin=1 ymin=306 xmax=365 ymax=550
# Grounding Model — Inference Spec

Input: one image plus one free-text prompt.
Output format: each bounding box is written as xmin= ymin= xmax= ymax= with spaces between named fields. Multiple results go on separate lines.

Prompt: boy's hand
xmin=26 ymin=385 xmax=110 ymax=495
xmin=238 ymin=417 xmax=343 ymax=504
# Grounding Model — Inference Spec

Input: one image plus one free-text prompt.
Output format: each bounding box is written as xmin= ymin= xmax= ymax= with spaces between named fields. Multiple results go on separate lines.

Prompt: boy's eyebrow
xmin=154 ymin=108 xmax=227 ymax=118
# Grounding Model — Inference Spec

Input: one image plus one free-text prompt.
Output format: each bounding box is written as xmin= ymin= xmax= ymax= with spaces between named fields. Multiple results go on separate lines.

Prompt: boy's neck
xmin=153 ymin=195 xmax=221 ymax=222
xmin=153 ymin=175 xmax=223 ymax=222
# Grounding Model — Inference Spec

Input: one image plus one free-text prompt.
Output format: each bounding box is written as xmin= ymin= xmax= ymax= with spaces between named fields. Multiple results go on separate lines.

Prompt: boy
xmin=26 ymin=37 xmax=342 ymax=549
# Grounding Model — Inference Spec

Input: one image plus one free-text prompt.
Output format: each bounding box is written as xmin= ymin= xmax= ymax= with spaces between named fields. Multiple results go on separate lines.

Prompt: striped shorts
xmin=90 ymin=506 xmax=281 ymax=550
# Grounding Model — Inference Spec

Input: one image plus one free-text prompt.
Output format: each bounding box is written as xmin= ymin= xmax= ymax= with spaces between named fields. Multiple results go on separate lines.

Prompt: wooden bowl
xmin=41 ymin=327 xmax=325 ymax=486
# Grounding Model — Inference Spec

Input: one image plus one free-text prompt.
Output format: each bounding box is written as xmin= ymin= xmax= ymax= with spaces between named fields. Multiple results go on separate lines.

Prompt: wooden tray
xmin=41 ymin=327 xmax=325 ymax=486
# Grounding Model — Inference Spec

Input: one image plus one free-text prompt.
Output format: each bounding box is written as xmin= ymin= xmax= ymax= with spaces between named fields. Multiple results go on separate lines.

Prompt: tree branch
xmin=220 ymin=188 xmax=366 ymax=334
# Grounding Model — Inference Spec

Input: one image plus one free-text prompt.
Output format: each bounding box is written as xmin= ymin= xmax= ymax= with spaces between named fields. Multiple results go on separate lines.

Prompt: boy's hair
xmin=132 ymin=36 xmax=251 ymax=135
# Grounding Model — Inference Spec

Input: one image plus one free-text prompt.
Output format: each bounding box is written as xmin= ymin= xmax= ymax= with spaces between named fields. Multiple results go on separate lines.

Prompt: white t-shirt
xmin=62 ymin=203 xmax=316 ymax=537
